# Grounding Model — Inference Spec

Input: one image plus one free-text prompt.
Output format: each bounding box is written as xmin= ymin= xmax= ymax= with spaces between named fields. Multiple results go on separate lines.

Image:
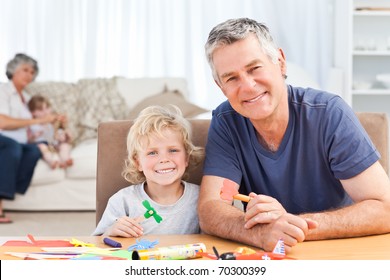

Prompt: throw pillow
xmin=127 ymin=88 xmax=209 ymax=120
xmin=76 ymin=78 xmax=128 ymax=143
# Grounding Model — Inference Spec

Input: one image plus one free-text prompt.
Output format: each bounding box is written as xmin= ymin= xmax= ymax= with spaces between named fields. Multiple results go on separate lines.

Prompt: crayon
xmin=103 ymin=237 xmax=122 ymax=248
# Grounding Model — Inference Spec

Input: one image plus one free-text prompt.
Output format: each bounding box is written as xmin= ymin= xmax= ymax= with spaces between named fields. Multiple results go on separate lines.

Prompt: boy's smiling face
xmin=136 ymin=128 xmax=189 ymax=188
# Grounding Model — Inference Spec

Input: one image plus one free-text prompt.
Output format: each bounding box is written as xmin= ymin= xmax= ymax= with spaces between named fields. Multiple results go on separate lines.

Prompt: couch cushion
xmin=30 ymin=139 xmax=98 ymax=184
xmin=66 ymin=139 xmax=98 ymax=179
xmin=127 ymin=88 xmax=208 ymax=119
xmin=31 ymin=160 xmax=66 ymax=186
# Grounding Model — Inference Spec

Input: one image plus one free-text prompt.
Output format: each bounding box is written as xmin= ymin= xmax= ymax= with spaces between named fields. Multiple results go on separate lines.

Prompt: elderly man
xmin=198 ymin=18 xmax=390 ymax=252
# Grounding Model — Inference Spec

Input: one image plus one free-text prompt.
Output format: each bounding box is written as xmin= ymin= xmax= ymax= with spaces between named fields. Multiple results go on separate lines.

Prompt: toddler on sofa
xmin=28 ymin=95 xmax=73 ymax=169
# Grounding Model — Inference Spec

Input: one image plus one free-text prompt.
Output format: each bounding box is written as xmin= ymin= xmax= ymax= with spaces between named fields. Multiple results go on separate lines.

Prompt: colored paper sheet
xmin=5 ymin=252 xmax=76 ymax=260
xmin=2 ymin=240 xmax=72 ymax=247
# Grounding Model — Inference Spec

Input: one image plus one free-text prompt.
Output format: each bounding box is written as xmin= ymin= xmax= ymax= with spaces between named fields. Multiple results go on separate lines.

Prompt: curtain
xmin=0 ymin=0 xmax=334 ymax=110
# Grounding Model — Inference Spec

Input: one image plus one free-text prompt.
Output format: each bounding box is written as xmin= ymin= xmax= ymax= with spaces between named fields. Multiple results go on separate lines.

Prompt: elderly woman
xmin=0 ymin=53 xmax=56 ymax=223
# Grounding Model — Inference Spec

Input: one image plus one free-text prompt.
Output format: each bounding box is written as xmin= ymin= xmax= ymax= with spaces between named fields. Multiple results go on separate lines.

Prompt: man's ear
xmin=278 ymin=48 xmax=287 ymax=77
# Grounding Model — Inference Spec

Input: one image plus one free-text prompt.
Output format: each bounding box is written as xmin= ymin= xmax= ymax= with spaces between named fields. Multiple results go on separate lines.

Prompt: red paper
xmin=1 ymin=234 xmax=73 ymax=247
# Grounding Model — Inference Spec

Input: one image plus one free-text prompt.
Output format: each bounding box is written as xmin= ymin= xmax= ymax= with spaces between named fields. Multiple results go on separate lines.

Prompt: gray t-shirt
xmin=93 ymin=181 xmax=200 ymax=235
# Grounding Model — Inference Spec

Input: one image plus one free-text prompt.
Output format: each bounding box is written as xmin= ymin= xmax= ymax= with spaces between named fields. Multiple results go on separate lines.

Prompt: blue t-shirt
xmin=203 ymin=85 xmax=379 ymax=214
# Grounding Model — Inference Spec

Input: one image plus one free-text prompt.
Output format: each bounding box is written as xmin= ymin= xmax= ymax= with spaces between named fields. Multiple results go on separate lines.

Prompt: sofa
xmin=3 ymin=77 xmax=208 ymax=211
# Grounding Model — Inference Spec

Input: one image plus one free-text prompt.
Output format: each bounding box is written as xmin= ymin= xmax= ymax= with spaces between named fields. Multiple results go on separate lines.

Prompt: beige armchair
xmin=96 ymin=113 xmax=388 ymax=224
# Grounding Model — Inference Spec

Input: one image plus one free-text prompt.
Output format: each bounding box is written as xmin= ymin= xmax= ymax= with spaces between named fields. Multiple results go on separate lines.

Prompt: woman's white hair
xmin=6 ymin=53 xmax=39 ymax=80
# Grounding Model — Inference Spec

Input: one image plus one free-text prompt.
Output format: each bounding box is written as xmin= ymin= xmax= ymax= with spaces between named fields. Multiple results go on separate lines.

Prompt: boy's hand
xmin=104 ymin=216 xmax=144 ymax=238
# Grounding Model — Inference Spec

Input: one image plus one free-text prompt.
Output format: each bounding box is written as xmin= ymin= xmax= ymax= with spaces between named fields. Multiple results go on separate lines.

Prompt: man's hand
xmin=253 ymin=214 xmax=318 ymax=252
xmin=244 ymin=193 xmax=287 ymax=228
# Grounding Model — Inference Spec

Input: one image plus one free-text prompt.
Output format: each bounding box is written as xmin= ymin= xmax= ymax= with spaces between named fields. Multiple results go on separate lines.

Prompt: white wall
xmin=1 ymin=0 xmax=333 ymax=110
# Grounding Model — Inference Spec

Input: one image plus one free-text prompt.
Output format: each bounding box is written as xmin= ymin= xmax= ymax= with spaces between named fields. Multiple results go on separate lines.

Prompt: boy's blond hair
xmin=122 ymin=105 xmax=204 ymax=184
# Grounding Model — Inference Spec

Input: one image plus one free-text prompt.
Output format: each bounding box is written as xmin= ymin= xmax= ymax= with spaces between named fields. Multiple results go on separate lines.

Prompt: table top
xmin=1 ymin=233 xmax=390 ymax=260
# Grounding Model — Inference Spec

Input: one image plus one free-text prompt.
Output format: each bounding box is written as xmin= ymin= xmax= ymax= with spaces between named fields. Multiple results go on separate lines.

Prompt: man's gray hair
xmin=205 ymin=18 xmax=279 ymax=82
xmin=6 ymin=53 xmax=39 ymax=80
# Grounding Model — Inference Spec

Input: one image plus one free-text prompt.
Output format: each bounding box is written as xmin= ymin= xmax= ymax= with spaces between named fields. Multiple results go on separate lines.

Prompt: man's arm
xmin=198 ymin=175 xmax=313 ymax=251
xmin=302 ymin=161 xmax=390 ymax=240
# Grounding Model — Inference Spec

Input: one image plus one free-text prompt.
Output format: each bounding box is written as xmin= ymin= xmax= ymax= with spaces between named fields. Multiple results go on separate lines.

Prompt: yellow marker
xmin=132 ymin=243 xmax=206 ymax=260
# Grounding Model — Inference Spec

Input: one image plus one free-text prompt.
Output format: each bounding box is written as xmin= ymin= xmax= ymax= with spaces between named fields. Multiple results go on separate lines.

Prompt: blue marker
xmin=103 ymin=237 xmax=122 ymax=248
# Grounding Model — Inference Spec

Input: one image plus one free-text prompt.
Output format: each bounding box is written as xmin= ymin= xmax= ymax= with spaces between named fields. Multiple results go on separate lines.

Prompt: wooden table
xmin=1 ymin=233 xmax=390 ymax=260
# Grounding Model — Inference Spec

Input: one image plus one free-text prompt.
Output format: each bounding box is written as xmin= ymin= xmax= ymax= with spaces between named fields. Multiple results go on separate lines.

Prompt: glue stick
xmin=131 ymin=243 xmax=206 ymax=260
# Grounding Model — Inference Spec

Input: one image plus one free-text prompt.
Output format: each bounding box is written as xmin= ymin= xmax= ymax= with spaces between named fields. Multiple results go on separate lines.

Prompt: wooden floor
xmin=0 ymin=211 xmax=96 ymax=237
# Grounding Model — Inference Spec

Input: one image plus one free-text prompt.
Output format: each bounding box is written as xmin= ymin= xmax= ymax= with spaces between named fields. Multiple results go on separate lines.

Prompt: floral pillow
xmin=76 ymin=78 xmax=128 ymax=143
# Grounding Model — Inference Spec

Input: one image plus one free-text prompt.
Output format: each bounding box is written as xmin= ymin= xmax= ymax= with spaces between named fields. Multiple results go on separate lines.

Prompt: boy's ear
xmin=185 ymin=155 xmax=189 ymax=168
xmin=134 ymin=156 xmax=143 ymax=172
